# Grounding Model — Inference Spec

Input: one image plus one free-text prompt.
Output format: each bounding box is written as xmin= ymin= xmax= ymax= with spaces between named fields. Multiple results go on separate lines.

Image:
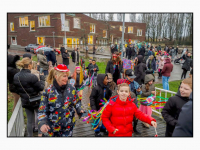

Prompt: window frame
xmin=128 ymin=26 xmax=133 ymax=33
xmin=88 ymin=35 xmax=93 ymax=45
xmin=30 ymin=21 xmax=35 ymax=31
xmin=73 ymin=18 xmax=81 ymax=29
xmin=10 ymin=22 xmax=14 ymax=32
xmin=38 ymin=16 xmax=51 ymax=27
xmin=90 ymin=24 xmax=95 ymax=33
xmin=137 ymin=29 xmax=142 ymax=36
xmin=103 ymin=30 xmax=107 ymax=38
xmin=19 ymin=16 xmax=29 ymax=27
xmin=119 ymin=26 xmax=126 ymax=32
xmin=11 ymin=37 xmax=17 ymax=45
xmin=64 ymin=20 xmax=70 ymax=31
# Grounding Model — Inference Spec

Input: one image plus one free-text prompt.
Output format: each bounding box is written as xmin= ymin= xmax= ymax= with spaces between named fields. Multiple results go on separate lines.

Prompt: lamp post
xmin=52 ymin=32 xmax=55 ymax=48
xmin=121 ymin=13 xmax=125 ymax=60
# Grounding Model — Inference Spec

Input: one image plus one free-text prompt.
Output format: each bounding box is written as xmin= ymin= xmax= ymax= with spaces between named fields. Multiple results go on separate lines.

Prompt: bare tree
xmin=129 ymin=13 xmax=136 ymax=22
xmin=107 ymin=14 xmax=114 ymax=21
xmin=117 ymin=13 xmax=123 ymax=21
xmin=92 ymin=13 xmax=98 ymax=20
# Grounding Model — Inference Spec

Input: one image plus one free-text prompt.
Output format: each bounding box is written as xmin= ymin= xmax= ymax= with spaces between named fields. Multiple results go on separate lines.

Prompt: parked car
xmin=36 ymin=47 xmax=61 ymax=55
xmin=33 ymin=45 xmax=45 ymax=54
xmin=25 ymin=44 xmax=38 ymax=52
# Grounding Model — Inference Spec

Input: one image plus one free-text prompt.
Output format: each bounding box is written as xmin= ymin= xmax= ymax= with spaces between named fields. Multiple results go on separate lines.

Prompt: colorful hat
xmin=112 ymin=54 xmax=117 ymax=57
xmin=117 ymin=79 xmax=131 ymax=85
xmin=54 ymin=64 xmax=69 ymax=72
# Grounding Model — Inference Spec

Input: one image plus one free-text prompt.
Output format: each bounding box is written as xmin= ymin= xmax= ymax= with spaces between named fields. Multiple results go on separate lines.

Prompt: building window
xmin=38 ymin=16 xmax=50 ymax=27
xmin=19 ymin=17 xmax=29 ymax=27
xmin=11 ymin=37 xmax=17 ymax=45
xmin=119 ymin=26 xmax=125 ymax=32
xmin=103 ymin=30 xmax=107 ymax=38
xmin=88 ymin=35 xmax=93 ymax=45
xmin=137 ymin=29 xmax=142 ymax=36
xmin=10 ymin=22 xmax=14 ymax=32
xmin=66 ymin=38 xmax=79 ymax=48
xmin=37 ymin=37 xmax=45 ymax=45
xmin=74 ymin=18 xmax=80 ymax=29
xmin=128 ymin=27 xmax=133 ymax=33
xmin=30 ymin=21 xmax=35 ymax=31
xmin=111 ymin=26 xmax=115 ymax=28
xmin=64 ymin=20 xmax=69 ymax=31
xmin=90 ymin=24 xmax=95 ymax=33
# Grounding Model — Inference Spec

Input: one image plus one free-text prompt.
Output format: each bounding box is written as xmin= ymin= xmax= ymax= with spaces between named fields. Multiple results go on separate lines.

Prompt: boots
xmin=133 ymin=120 xmax=141 ymax=134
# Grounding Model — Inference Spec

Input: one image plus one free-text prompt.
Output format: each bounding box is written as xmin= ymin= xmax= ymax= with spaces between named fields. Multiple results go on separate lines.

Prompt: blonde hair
xmin=46 ymin=69 xmax=56 ymax=86
xmin=182 ymin=78 xmax=193 ymax=90
xmin=150 ymin=55 xmax=154 ymax=60
xmin=32 ymin=61 xmax=37 ymax=70
xmin=118 ymin=83 xmax=130 ymax=91
xmin=54 ymin=69 xmax=69 ymax=79
xmin=16 ymin=57 xmax=32 ymax=69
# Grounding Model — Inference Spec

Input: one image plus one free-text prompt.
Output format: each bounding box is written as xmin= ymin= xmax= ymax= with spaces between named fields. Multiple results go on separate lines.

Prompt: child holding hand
xmin=102 ymin=83 xmax=157 ymax=137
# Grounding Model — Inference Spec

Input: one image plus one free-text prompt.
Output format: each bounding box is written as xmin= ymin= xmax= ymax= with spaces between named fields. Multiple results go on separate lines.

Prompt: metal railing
xmin=8 ymin=98 xmax=25 ymax=137
xmin=153 ymin=87 xmax=177 ymax=117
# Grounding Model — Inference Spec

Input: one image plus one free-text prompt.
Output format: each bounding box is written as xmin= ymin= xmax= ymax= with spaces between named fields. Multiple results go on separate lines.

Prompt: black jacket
xmin=182 ymin=54 xmax=193 ymax=71
xmin=134 ymin=55 xmax=147 ymax=85
xmin=90 ymin=74 xmax=112 ymax=111
xmin=60 ymin=47 xmax=65 ymax=57
xmin=131 ymin=47 xmax=136 ymax=56
xmin=89 ymin=64 xmax=99 ymax=76
xmin=105 ymin=60 xmax=123 ymax=76
xmin=161 ymin=92 xmax=189 ymax=137
xmin=138 ymin=47 xmax=145 ymax=56
xmin=144 ymin=50 xmax=149 ymax=63
xmin=172 ymin=92 xmax=193 ymax=137
xmin=49 ymin=51 xmax=57 ymax=66
xmin=7 ymin=55 xmax=20 ymax=93
xmin=62 ymin=52 xmax=69 ymax=66
xmin=13 ymin=69 xmax=45 ymax=108
xmin=125 ymin=47 xmax=129 ymax=57
xmin=111 ymin=47 xmax=118 ymax=54
xmin=86 ymin=63 xmax=93 ymax=76
xmin=71 ymin=50 xmax=79 ymax=63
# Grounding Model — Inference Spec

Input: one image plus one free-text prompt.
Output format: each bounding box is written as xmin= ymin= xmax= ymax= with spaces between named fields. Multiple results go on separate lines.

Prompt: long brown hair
xmin=112 ymin=52 xmax=122 ymax=65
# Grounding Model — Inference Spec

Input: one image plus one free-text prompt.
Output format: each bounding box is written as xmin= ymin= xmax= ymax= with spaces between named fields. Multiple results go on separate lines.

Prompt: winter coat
xmin=131 ymin=47 xmax=136 ymax=56
xmin=60 ymin=47 xmax=65 ymax=57
xmin=125 ymin=47 xmax=129 ymax=57
xmin=7 ymin=55 xmax=20 ymax=93
xmin=13 ymin=69 xmax=45 ymax=108
xmin=161 ymin=92 xmax=190 ymax=137
xmin=111 ymin=47 xmax=117 ymax=54
xmin=48 ymin=51 xmax=57 ymax=66
xmin=161 ymin=58 xmax=173 ymax=77
xmin=102 ymin=95 xmax=156 ymax=137
xmin=171 ymin=49 xmax=176 ymax=58
xmin=62 ymin=52 xmax=69 ymax=66
xmin=89 ymin=64 xmax=99 ymax=76
xmin=37 ymin=50 xmax=49 ymax=70
xmin=86 ymin=63 xmax=93 ymax=76
xmin=138 ymin=47 xmax=145 ymax=56
xmin=71 ymin=50 xmax=79 ymax=63
xmin=172 ymin=92 xmax=193 ymax=137
xmin=44 ymin=51 xmax=50 ymax=62
xmin=147 ymin=59 xmax=156 ymax=71
xmin=90 ymin=74 xmax=112 ymax=111
xmin=38 ymin=80 xmax=82 ymax=136
xmin=134 ymin=55 xmax=147 ymax=85
xmin=141 ymin=74 xmax=155 ymax=99
xmin=105 ymin=60 xmax=123 ymax=76
xmin=182 ymin=54 xmax=193 ymax=71
xmin=144 ymin=50 xmax=149 ymax=63
xmin=148 ymin=50 xmax=153 ymax=57
xmin=157 ymin=46 xmax=161 ymax=51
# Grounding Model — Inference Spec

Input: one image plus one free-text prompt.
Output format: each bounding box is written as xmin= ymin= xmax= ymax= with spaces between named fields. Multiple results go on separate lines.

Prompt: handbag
xmin=18 ymin=74 xmax=41 ymax=108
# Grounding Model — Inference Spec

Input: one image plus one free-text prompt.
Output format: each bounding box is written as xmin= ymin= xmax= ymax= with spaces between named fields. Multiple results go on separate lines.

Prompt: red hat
xmin=112 ymin=54 xmax=117 ymax=57
xmin=117 ymin=79 xmax=131 ymax=85
xmin=54 ymin=64 xmax=69 ymax=72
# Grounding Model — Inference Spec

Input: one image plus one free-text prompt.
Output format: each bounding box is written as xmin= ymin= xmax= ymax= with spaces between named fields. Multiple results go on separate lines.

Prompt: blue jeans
xmin=94 ymin=123 xmax=106 ymax=133
xmin=162 ymin=76 xmax=170 ymax=90
xmin=43 ymin=70 xmax=48 ymax=76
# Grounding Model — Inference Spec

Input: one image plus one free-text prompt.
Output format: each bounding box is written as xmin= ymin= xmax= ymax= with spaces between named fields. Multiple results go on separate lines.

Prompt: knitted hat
xmin=117 ymin=79 xmax=131 ymax=85
xmin=54 ymin=64 xmax=69 ymax=72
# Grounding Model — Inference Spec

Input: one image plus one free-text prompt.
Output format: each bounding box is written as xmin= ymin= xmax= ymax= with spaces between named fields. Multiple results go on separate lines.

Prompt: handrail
xmin=152 ymin=87 xmax=177 ymax=117
xmin=8 ymin=98 xmax=25 ymax=137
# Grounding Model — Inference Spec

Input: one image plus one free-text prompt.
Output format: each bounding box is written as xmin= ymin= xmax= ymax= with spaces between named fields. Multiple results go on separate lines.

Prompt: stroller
xmin=174 ymin=57 xmax=185 ymax=65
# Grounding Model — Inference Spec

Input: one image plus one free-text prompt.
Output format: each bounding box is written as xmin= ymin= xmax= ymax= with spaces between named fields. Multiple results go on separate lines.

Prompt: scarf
xmin=53 ymin=79 xmax=67 ymax=94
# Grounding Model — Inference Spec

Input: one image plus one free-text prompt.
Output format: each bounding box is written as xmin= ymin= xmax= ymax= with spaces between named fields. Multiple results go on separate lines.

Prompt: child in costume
xmin=139 ymin=74 xmax=155 ymax=128
xmin=89 ymin=60 xmax=99 ymax=87
xmin=90 ymin=74 xmax=112 ymax=136
xmin=71 ymin=66 xmax=86 ymax=99
xmin=102 ymin=82 xmax=157 ymax=137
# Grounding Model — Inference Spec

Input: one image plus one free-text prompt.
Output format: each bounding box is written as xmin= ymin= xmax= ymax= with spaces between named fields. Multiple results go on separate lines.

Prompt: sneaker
xmin=95 ymin=132 xmax=102 ymax=137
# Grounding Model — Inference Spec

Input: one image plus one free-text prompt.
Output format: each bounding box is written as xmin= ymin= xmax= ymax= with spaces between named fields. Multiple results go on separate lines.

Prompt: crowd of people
xmin=7 ymin=43 xmax=193 ymax=137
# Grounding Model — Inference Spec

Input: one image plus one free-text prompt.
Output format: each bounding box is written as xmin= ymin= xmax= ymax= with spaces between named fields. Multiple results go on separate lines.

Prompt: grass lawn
xmin=20 ymin=55 xmax=37 ymax=62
